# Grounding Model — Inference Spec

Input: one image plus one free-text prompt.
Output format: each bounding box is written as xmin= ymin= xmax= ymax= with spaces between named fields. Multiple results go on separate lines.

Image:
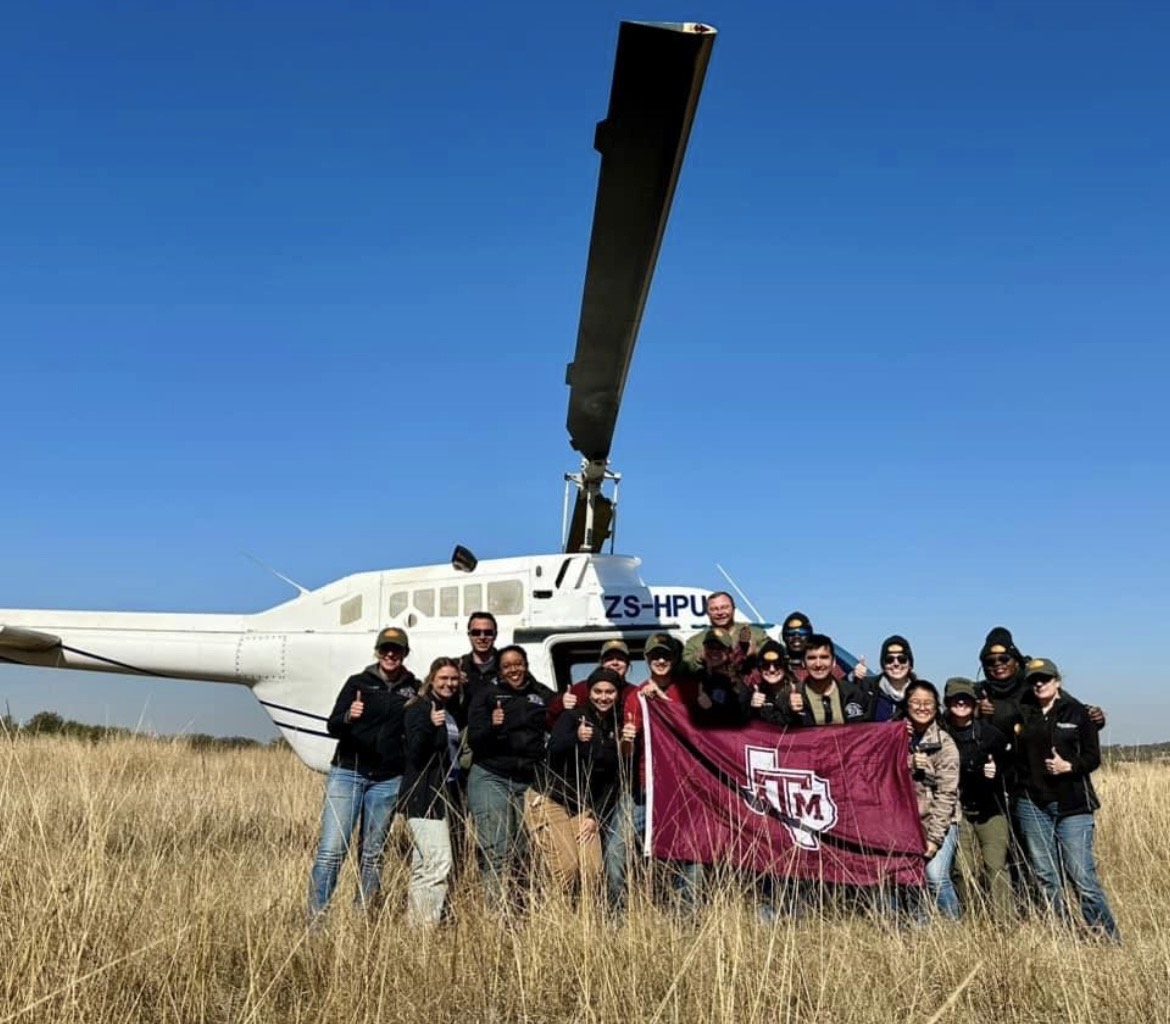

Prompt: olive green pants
xmin=955 ymin=813 xmax=1013 ymax=922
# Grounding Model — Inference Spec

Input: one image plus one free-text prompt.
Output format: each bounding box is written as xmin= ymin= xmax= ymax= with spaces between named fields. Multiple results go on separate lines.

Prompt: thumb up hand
xmin=983 ymin=755 xmax=997 ymax=779
xmin=577 ymin=716 xmax=594 ymax=743
xmin=621 ymin=710 xmax=637 ymax=743
xmin=562 ymin=691 xmax=578 ymax=711
xmin=751 ymin=685 xmax=765 ymax=709
xmin=430 ymin=701 xmax=445 ymax=727
xmin=491 ymin=698 xmax=504 ymax=728
xmin=348 ymin=691 xmax=365 ymax=722
xmin=853 ymin=656 xmax=869 ymax=681
xmin=788 ymin=686 xmax=804 ymax=714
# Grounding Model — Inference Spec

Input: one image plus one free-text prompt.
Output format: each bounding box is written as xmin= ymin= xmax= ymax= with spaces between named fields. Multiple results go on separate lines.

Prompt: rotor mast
xmin=562 ymin=20 xmax=716 ymax=554
xmin=562 ymin=460 xmax=622 ymax=553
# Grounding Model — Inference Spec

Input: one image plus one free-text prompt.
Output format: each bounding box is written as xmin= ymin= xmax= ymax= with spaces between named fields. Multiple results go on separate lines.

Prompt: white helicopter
xmin=0 ymin=22 xmax=814 ymax=772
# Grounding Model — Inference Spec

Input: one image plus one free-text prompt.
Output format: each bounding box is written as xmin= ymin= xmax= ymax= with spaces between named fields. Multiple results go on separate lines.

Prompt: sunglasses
xmin=883 ymin=654 xmax=909 ymax=666
xmin=783 ymin=628 xmax=811 ymax=638
xmin=761 ymin=662 xmax=785 ymax=673
xmin=1030 ymin=675 xmax=1056 ymax=686
xmin=468 ymin=629 xmax=496 ymax=638
xmin=983 ymin=655 xmax=1014 ymax=667
xmin=377 ymin=646 xmax=405 ymax=657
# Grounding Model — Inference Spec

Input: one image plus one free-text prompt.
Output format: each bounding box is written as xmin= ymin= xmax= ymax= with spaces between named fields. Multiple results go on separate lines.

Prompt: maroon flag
xmin=644 ymin=699 xmax=925 ymax=886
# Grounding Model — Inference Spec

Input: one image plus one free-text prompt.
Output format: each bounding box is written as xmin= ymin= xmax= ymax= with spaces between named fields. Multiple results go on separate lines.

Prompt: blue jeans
xmin=925 ymin=823 xmax=961 ymax=920
xmin=466 ymin=764 xmax=530 ymax=909
xmin=1015 ymin=797 xmax=1119 ymax=940
xmin=665 ymin=860 xmax=705 ymax=911
xmin=307 ymin=766 xmax=401 ymax=917
xmin=602 ymin=792 xmax=646 ymax=909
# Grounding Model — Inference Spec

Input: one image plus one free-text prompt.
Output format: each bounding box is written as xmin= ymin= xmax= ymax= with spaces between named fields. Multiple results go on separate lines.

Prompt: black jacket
xmin=460 ymin=651 xmax=499 ymax=704
xmin=399 ymin=694 xmax=468 ymax=820
xmin=467 ymin=675 xmax=556 ymax=783
xmin=762 ymin=677 xmax=870 ymax=728
xmin=326 ymin=665 xmax=420 ymax=779
xmin=1014 ymin=691 xmax=1101 ymax=818
xmin=981 ymin=672 xmax=1103 ymax=796
xmin=538 ymin=704 xmax=622 ymax=819
xmin=744 ymin=680 xmax=786 ymax=724
xmin=943 ymin=718 xmax=1010 ymax=822
xmin=980 ymin=670 xmax=1029 ymax=737
xmin=689 ymin=669 xmax=751 ymax=728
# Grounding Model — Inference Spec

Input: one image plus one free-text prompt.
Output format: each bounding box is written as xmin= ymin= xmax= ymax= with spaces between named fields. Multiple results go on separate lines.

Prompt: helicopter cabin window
xmin=388 ymin=591 xmax=408 ymax=619
xmin=412 ymin=589 xmax=435 ymax=617
xmin=440 ymin=586 xmax=459 ymax=617
xmin=487 ymin=580 xmax=524 ymax=616
xmin=339 ymin=595 xmax=363 ymax=626
xmin=462 ymin=584 xmax=483 ymax=615
xmin=549 ymin=638 xmax=651 ymax=693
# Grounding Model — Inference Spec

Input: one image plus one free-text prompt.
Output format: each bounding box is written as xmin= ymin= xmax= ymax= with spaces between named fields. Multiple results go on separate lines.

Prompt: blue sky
xmin=1 ymin=1 xmax=1166 ymax=744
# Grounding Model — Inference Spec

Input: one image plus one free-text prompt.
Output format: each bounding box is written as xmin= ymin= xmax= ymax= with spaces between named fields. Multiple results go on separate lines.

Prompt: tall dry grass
xmin=1 ymin=733 xmax=1168 ymax=1024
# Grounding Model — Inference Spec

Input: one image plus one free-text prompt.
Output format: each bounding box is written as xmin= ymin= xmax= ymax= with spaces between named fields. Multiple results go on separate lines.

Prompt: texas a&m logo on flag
xmin=740 ymin=745 xmax=839 ymax=850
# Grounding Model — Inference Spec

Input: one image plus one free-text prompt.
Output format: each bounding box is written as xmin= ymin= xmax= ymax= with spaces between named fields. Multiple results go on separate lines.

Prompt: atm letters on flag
xmin=643 ymin=700 xmax=925 ymax=887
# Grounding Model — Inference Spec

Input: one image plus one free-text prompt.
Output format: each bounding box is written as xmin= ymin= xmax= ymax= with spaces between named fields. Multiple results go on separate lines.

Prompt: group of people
xmin=306 ymin=594 xmax=1118 ymax=943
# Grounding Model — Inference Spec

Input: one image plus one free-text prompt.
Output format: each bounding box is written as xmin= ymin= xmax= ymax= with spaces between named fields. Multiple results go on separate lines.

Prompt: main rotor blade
xmin=565 ymin=21 xmax=716 ymax=464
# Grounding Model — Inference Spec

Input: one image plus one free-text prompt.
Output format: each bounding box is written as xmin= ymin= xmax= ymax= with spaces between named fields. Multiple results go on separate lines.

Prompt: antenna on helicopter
xmin=241 ymin=552 xmax=310 ymax=596
xmin=716 ymin=563 xmax=767 ymax=624
xmin=562 ymin=21 xmax=715 ymax=553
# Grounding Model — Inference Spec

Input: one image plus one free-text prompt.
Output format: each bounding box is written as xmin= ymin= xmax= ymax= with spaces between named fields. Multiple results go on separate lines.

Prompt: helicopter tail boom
xmin=0 ymin=610 xmax=252 ymax=685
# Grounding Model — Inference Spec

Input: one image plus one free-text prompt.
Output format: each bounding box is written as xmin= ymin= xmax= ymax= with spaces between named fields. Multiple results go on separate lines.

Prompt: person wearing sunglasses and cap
xmin=858 ymin=635 xmax=917 ymax=722
xmin=748 ymin=639 xmax=794 ymax=724
xmin=308 ymin=626 xmax=420 ymax=920
xmin=941 ymin=676 xmax=1013 ymax=923
xmin=1009 ymin=658 xmax=1119 ymax=942
xmin=780 ymin=612 xmax=815 ymax=678
xmin=976 ymin=627 xmax=1031 ymax=734
xmin=622 ymin=633 xmax=708 ymax=910
xmin=604 ymin=633 xmax=694 ymax=909
xmin=976 ymin=627 xmax=1106 ymax=913
xmin=781 ymin=612 xmax=866 ymax=684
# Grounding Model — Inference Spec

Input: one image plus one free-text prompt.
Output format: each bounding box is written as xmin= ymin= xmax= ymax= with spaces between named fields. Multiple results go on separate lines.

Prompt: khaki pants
xmin=523 ymin=790 xmax=602 ymax=890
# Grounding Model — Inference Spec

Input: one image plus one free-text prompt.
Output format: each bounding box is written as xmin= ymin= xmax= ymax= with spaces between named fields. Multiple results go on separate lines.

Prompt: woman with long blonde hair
xmin=400 ymin=656 xmax=467 ymax=926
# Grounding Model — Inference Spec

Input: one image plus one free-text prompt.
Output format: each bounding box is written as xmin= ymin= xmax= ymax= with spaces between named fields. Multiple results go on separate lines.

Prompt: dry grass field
xmin=2 ymin=734 xmax=1168 ymax=1024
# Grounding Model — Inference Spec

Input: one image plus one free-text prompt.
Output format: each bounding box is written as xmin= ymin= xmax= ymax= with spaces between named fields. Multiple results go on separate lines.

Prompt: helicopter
xmin=0 ymin=22 xmax=851 ymax=773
